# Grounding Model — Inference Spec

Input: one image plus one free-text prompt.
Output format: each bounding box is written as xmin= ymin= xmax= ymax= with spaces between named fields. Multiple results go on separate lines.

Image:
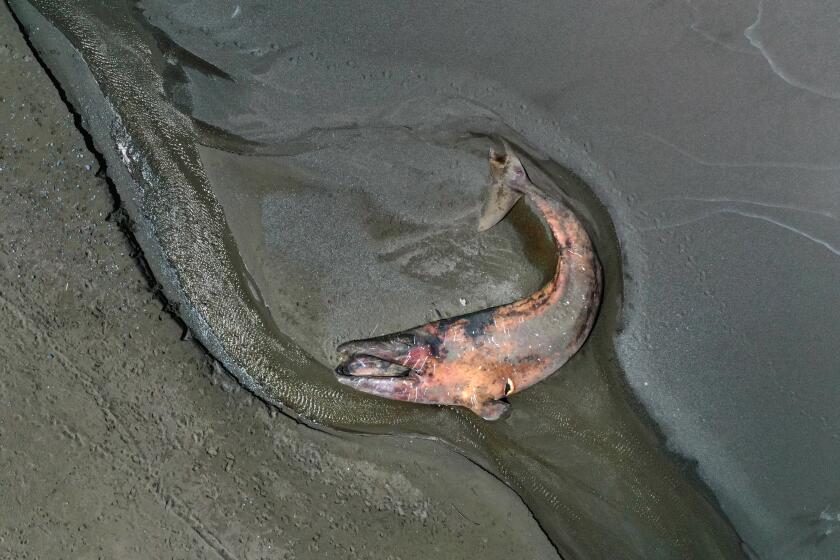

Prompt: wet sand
xmin=7 ymin=0 xmax=839 ymax=557
xmin=0 ymin=5 xmax=559 ymax=559
xmin=4 ymin=1 xmax=752 ymax=557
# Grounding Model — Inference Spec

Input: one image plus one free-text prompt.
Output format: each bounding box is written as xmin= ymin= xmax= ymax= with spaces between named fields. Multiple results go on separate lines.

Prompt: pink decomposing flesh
xmin=335 ymin=150 xmax=602 ymax=420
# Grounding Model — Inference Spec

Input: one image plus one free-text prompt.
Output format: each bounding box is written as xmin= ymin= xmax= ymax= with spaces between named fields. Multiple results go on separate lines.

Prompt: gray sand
xmin=7 ymin=0 xmax=839 ymax=558
xmin=0 ymin=6 xmax=559 ymax=559
xmin=10 ymin=2 xmax=748 ymax=558
xmin=154 ymin=2 xmax=840 ymax=556
xmin=173 ymin=3 xmax=840 ymax=557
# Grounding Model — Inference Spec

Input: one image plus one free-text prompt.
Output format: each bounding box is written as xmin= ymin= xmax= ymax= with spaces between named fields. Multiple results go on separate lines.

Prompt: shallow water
xmin=18 ymin=0 xmax=830 ymax=557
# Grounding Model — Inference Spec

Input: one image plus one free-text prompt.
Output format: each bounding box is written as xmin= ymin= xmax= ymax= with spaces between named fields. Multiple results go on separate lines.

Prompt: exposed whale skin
xmin=336 ymin=148 xmax=602 ymax=420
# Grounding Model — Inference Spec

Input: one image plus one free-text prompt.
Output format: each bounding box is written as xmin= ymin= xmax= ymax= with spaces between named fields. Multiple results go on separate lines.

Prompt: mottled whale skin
xmin=336 ymin=149 xmax=602 ymax=420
